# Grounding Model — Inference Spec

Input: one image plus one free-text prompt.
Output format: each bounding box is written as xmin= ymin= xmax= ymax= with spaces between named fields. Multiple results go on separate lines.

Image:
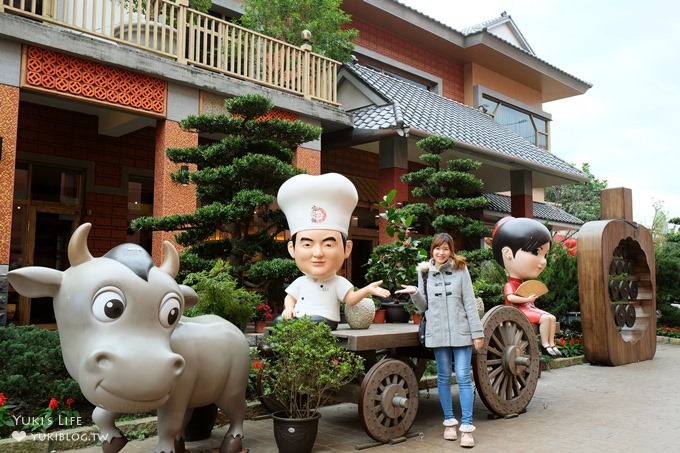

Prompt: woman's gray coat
xmin=410 ymin=259 xmax=484 ymax=348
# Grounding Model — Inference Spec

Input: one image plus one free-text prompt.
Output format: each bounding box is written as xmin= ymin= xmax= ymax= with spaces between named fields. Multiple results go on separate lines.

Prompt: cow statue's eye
xmin=159 ymin=294 xmax=182 ymax=328
xmin=92 ymin=289 xmax=126 ymax=322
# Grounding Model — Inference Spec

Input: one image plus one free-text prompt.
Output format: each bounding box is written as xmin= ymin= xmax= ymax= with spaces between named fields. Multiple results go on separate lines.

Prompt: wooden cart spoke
xmin=358 ymin=358 xmax=419 ymax=443
xmin=473 ymin=305 xmax=540 ymax=416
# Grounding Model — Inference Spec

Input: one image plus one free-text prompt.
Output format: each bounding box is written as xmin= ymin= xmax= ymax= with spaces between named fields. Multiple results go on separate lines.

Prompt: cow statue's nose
xmin=88 ymin=348 xmax=186 ymax=382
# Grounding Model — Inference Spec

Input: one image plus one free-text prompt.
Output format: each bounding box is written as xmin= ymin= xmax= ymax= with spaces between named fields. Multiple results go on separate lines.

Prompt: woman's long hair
xmin=430 ymin=233 xmax=467 ymax=270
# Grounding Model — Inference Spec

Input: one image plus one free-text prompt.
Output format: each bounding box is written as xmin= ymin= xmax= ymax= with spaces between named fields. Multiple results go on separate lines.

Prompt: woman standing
xmin=396 ymin=233 xmax=484 ymax=448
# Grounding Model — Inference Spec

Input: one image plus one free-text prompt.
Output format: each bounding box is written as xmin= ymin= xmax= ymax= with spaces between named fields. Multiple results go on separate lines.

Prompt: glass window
xmin=482 ymin=94 xmax=550 ymax=150
xmin=13 ymin=163 xmax=29 ymax=200
xmin=31 ymin=165 xmax=83 ymax=204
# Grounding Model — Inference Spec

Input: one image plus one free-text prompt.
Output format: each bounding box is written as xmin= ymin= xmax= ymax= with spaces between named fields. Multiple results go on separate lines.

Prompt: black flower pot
xmin=382 ymin=301 xmax=410 ymax=323
xmin=271 ymin=410 xmax=321 ymax=453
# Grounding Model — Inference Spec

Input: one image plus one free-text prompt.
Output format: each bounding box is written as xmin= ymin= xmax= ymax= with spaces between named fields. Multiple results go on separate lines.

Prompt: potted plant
xmin=260 ymin=317 xmax=364 ymax=453
xmin=365 ymin=190 xmax=427 ymax=322
xmin=404 ymin=301 xmax=422 ymax=324
xmin=254 ymin=302 xmax=273 ymax=333
xmin=372 ymin=297 xmax=386 ymax=323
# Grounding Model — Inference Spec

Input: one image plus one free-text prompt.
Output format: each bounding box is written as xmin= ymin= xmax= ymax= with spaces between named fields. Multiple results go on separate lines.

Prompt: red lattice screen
xmin=23 ymin=46 xmax=166 ymax=115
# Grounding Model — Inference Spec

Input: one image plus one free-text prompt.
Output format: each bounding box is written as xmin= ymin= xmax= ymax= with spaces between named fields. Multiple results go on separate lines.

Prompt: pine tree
xmin=544 ymin=162 xmax=607 ymax=222
xmin=130 ymin=94 xmax=320 ymax=286
xmin=399 ymin=135 xmax=490 ymax=247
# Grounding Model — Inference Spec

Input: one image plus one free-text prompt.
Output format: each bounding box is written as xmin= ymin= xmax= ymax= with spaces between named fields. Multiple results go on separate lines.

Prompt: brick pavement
xmin=60 ymin=342 xmax=680 ymax=453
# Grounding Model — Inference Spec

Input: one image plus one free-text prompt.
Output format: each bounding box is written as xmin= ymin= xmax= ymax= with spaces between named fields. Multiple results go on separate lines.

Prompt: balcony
xmin=1 ymin=0 xmax=339 ymax=105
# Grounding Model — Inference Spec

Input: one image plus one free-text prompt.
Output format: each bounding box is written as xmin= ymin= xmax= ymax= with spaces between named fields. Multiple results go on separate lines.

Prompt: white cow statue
xmin=8 ymin=223 xmax=250 ymax=453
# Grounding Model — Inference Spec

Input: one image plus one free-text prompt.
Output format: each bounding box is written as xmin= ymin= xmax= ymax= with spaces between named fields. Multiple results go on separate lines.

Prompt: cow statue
xmin=7 ymin=223 xmax=250 ymax=453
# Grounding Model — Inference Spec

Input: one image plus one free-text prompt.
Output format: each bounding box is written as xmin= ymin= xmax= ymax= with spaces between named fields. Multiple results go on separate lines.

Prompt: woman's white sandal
xmin=459 ymin=424 xmax=476 ymax=448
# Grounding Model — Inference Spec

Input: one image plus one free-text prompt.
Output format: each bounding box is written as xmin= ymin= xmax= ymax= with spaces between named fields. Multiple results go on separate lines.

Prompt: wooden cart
xmin=259 ymin=305 xmax=541 ymax=444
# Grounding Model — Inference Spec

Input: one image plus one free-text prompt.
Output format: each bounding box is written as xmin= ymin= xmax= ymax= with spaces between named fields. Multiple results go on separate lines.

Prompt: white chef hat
xmin=277 ymin=173 xmax=358 ymax=236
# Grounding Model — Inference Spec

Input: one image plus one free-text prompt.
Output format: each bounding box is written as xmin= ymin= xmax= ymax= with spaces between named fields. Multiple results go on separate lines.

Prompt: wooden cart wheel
xmin=392 ymin=354 xmax=430 ymax=381
xmin=358 ymin=358 xmax=419 ymax=443
xmin=473 ymin=305 xmax=540 ymax=417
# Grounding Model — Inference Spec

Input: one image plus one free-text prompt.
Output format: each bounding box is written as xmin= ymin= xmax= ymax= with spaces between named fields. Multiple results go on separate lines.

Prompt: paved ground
xmin=65 ymin=342 xmax=680 ymax=453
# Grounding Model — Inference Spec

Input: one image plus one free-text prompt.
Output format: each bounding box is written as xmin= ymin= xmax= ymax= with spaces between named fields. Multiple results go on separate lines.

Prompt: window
xmin=480 ymin=95 xmax=550 ymax=150
xmin=354 ymin=54 xmax=440 ymax=93
xmin=29 ymin=164 xmax=83 ymax=205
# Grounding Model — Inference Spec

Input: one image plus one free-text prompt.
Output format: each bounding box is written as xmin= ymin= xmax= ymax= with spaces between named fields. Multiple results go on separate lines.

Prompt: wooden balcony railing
xmin=1 ymin=0 xmax=339 ymax=105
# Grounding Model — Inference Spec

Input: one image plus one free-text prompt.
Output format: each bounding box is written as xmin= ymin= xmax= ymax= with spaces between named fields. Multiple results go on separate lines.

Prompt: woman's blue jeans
xmin=433 ymin=346 xmax=475 ymax=425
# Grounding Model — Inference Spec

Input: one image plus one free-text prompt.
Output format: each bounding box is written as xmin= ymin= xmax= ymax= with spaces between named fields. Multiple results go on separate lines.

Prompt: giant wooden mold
xmin=577 ymin=188 xmax=656 ymax=366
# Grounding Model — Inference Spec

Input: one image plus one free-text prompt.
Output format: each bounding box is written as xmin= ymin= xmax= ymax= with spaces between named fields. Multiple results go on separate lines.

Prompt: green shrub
xmin=472 ymin=279 xmax=504 ymax=312
xmin=261 ymin=317 xmax=364 ymax=418
xmin=538 ymin=242 xmax=579 ymax=320
xmin=247 ymin=257 xmax=301 ymax=313
xmin=458 ymin=248 xmax=495 ymax=281
xmin=183 ymin=259 xmax=262 ymax=327
xmin=658 ymin=304 xmax=680 ymax=328
xmin=468 ymin=258 xmax=505 ymax=312
xmin=0 ymin=325 xmax=91 ymax=437
xmin=656 ymin=238 xmax=680 ymax=324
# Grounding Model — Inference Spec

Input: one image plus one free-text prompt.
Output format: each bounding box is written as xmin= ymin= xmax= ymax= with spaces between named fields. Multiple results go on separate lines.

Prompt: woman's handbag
xmin=418 ymin=270 xmax=428 ymax=347
xmin=418 ymin=314 xmax=427 ymax=346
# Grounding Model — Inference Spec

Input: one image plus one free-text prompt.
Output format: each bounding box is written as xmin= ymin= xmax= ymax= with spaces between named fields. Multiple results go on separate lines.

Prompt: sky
xmin=398 ymin=0 xmax=680 ymax=228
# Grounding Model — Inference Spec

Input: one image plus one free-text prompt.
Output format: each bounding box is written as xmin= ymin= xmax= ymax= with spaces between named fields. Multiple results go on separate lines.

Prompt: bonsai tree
xmin=130 ymin=94 xmax=321 ymax=286
xmin=400 ymin=135 xmax=490 ymax=248
xmin=260 ymin=317 xmax=364 ymax=419
xmin=240 ymin=0 xmax=358 ymax=62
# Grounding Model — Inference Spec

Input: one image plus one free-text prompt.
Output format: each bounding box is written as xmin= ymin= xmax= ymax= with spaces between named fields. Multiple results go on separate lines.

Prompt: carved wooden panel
xmin=577 ymin=219 xmax=656 ymax=365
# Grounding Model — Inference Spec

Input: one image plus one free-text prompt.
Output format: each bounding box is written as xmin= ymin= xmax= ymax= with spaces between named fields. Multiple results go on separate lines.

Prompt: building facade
xmin=0 ymin=0 xmax=590 ymax=326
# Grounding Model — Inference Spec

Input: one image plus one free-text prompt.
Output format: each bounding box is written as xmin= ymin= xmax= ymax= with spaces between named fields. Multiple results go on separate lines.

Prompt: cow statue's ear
xmin=8 ymin=267 xmax=63 ymax=298
xmin=181 ymin=285 xmax=199 ymax=310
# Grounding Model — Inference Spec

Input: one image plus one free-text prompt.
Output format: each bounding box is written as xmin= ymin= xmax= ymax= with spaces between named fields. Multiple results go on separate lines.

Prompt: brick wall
xmin=322 ymin=147 xmax=378 ymax=179
xmin=351 ymin=18 xmax=465 ymax=102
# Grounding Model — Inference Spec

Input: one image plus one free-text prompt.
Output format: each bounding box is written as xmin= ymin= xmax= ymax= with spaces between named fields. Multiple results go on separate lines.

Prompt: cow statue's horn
xmin=160 ymin=241 xmax=179 ymax=278
xmin=68 ymin=223 xmax=94 ymax=266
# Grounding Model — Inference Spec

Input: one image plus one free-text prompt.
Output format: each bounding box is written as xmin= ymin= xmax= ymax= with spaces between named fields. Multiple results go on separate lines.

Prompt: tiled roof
xmin=344 ymin=62 xmax=585 ymax=180
xmin=390 ymin=1 xmax=591 ymax=89
xmin=459 ymin=13 xmax=512 ymax=36
xmin=345 ymin=174 xmax=582 ymax=227
xmin=484 ymin=193 xmax=584 ymax=226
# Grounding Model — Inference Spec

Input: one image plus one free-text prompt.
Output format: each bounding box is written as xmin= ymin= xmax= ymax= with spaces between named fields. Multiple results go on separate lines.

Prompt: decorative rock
xmin=345 ymin=298 xmax=376 ymax=329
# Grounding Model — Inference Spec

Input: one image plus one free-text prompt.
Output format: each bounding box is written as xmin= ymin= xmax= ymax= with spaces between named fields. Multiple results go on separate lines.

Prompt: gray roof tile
xmin=484 ymin=193 xmax=584 ymax=226
xmin=345 ymin=62 xmax=585 ymax=179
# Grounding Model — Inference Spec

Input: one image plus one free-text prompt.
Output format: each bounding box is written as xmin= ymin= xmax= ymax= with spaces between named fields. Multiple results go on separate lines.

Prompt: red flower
xmin=559 ymin=337 xmax=566 ymax=346
xmin=48 ymin=397 xmax=59 ymax=411
xmin=66 ymin=397 xmax=75 ymax=408
xmin=0 ymin=392 xmax=6 ymax=407
xmin=252 ymin=360 xmax=263 ymax=369
xmin=255 ymin=303 xmax=273 ymax=321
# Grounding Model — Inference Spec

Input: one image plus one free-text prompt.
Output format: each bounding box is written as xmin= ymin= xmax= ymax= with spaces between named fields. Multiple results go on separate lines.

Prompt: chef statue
xmin=276 ymin=173 xmax=390 ymax=330
xmin=491 ymin=217 xmax=562 ymax=357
